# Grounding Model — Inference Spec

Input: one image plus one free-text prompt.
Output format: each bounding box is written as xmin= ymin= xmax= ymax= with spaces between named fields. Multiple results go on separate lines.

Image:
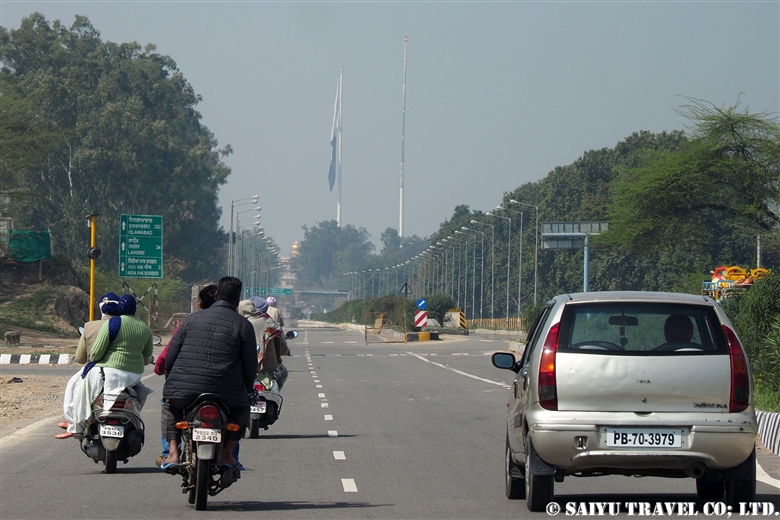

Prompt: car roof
xmin=556 ymin=291 xmax=715 ymax=305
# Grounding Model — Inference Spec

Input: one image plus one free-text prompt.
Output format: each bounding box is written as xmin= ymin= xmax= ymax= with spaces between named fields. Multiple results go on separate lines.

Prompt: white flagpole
xmin=337 ymin=66 xmax=343 ymax=226
xmin=399 ymin=36 xmax=408 ymax=243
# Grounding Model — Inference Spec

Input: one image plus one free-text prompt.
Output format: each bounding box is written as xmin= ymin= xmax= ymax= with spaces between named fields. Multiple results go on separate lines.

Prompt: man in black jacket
xmin=161 ymin=276 xmax=258 ymax=468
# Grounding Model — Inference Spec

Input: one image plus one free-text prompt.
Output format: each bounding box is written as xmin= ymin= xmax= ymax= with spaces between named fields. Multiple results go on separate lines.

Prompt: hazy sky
xmin=2 ymin=1 xmax=778 ymax=256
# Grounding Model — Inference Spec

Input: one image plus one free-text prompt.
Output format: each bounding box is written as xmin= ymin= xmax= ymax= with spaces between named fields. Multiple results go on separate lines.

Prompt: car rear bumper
xmin=527 ymin=411 xmax=757 ymax=472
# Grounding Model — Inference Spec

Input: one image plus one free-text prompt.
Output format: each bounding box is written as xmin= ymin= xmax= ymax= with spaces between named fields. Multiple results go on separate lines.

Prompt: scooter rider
xmin=265 ymin=296 xmax=290 ymax=389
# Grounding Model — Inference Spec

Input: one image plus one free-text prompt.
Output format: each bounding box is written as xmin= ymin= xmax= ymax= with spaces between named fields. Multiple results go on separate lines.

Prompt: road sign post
xmin=119 ymin=214 xmax=163 ymax=279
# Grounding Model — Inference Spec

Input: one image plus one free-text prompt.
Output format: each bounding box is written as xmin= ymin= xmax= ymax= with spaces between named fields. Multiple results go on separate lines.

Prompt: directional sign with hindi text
xmin=119 ymin=214 xmax=163 ymax=278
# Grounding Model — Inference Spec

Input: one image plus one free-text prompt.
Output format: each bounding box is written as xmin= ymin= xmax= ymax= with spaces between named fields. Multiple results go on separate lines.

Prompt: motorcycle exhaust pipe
xmin=219 ymin=466 xmax=241 ymax=487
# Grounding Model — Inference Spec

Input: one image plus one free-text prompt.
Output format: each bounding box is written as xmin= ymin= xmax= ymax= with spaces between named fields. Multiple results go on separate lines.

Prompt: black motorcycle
xmin=167 ymin=394 xmax=242 ymax=511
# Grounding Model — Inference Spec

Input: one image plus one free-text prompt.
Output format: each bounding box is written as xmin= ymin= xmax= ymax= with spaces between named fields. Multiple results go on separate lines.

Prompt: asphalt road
xmin=0 ymin=327 xmax=777 ymax=519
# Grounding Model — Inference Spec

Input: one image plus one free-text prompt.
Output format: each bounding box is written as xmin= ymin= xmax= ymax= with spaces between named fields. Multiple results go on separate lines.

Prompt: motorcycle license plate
xmin=251 ymin=402 xmax=267 ymax=414
xmin=193 ymin=428 xmax=221 ymax=443
xmin=99 ymin=424 xmax=124 ymax=438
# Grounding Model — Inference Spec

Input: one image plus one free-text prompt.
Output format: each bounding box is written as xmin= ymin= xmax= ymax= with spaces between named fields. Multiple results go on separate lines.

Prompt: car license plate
xmin=251 ymin=402 xmax=267 ymax=414
xmin=193 ymin=428 xmax=221 ymax=443
xmin=604 ymin=428 xmax=682 ymax=448
xmin=99 ymin=424 xmax=124 ymax=438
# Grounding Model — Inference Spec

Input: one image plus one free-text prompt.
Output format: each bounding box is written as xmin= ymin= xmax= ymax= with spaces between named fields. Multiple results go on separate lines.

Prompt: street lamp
xmin=229 ymin=195 xmax=259 ymax=275
xmin=462 ymin=227 xmax=484 ymax=321
xmin=486 ymin=211 xmax=511 ymax=329
xmin=470 ymin=220 xmax=494 ymax=322
xmin=510 ymin=199 xmax=539 ymax=306
xmin=497 ymin=205 xmax=524 ymax=320
xmin=460 ymin=227 xmax=484 ymax=321
xmin=455 ymin=231 xmax=476 ymax=321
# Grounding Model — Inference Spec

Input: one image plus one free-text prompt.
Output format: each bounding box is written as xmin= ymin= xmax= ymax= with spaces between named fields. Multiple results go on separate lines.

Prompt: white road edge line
xmin=757 ymin=462 xmax=780 ymax=489
xmin=407 ymin=352 xmax=510 ymax=388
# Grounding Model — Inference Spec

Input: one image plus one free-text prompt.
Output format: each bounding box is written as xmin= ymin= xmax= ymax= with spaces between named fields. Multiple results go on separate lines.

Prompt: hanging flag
xmin=328 ymin=78 xmax=341 ymax=191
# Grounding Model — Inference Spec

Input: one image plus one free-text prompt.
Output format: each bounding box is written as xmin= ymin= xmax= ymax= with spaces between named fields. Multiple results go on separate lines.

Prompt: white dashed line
xmin=341 ymin=479 xmax=358 ymax=492
xmin=345 ymin=341 xmax=357 ymax=344
xmin=328 ymin=430 xmax=339 ymax=437
xmin=324 ymin=415 xmax=333 ymax=421
xmin=316 ymin=385 xmax=323 ymax=388
xmin=318 ymin=393 xmax=326 ymax=398
xmin=321 ymin=403 xmax=329 ymax=408
xmin=323 ymin=341 xmax=334 ymax=344
xmin=333 ymin=450 xmax=345 ymax=459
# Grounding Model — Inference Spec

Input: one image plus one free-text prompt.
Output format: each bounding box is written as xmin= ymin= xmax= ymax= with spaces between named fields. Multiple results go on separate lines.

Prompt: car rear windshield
xmin=558 ymin=302 xmax=727 ymax=355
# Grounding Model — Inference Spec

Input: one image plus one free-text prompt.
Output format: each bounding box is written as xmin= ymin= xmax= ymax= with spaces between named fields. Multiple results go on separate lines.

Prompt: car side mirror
xmin=492 ymin=352 xmax=518 ymax=372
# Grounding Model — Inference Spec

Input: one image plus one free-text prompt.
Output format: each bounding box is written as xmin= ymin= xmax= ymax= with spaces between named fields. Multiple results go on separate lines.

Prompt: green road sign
xmin=267 ymin=287 xmax=293 ymax=296
xmin=119 ymin=214 xmax=163 ymax=278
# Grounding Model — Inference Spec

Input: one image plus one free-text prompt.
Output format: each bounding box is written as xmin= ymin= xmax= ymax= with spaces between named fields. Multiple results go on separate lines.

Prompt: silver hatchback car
xmin=492 ymin=291 xmax=757 ymax=512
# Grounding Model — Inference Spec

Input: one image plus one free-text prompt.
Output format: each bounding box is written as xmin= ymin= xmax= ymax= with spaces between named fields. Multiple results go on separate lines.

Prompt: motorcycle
xmin=168 ymin=394 xmax=242 ymax=511
xmin=247 ymin=330 xmax=296 ymax=438
xmin=73 ymin=329 xmax=159 ymax=474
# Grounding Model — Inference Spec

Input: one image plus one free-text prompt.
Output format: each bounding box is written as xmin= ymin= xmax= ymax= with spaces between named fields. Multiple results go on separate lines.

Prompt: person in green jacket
xmin=57 ymin=294 xmax=154 ymax=438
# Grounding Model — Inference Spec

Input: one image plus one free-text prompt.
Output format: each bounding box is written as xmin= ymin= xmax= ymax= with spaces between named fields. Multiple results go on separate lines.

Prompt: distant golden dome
xmin=290 ymin=241 xmax=301 ymax=256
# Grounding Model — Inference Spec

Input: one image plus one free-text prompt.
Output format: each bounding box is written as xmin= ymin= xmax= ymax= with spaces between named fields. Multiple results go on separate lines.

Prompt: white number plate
xmin=605 ymin=428 xmax=682 ymax=448
xmin=193 ymin=428 xmax=221 ymax=443
xmin=251 ymin=402 xmax=267 ymax=414
xmin=99 ymin=424 xmax=124 ymax=438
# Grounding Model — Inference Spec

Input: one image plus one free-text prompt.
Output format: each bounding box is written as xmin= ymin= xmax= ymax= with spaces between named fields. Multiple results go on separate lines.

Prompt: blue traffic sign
xmin=416 ymin=298 xmax=427 ymax=310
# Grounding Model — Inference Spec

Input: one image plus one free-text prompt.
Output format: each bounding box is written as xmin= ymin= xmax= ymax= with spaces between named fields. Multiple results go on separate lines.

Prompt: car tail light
xmin=197 ymin=405 xmax=220 ymax=422
xmin=110 ymin=400 xmax=127 ymax=411
xmin=538 ymin=322 xmax=560 ymax=410
xmin=722 ymin=325 xmax=750 ymax=412
xmin=254 ymin=382 xmax=266 ymax=392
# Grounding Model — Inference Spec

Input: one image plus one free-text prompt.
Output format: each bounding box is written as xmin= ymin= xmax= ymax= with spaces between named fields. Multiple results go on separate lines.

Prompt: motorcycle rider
xmin=265 ymin=296 xmax=290 ymax=389
xmin=238 ymin=296 xmax=280 ymax=375
xmin=161 ymin=276 xmax=257 ymax=469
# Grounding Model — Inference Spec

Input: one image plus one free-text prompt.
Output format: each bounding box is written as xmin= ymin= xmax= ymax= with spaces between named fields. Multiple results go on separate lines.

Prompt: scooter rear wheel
xmin=249 ymin=418 xmax=260 ymax=438
xmin=105 ymin=450 xmax=117 ymax=474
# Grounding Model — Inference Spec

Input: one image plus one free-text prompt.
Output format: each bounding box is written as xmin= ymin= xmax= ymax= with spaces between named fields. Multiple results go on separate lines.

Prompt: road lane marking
xmin=321 ymin=403 xmax=329 ymax=408
xmin=341 ymin=479 xmax=358 ymax=492
xmin=324 ymin=415 xmax=333 ymax=420
xmin=407 ymin=352 xmax=510 ymax=388
xmin=318 ymin=393 xmax=326 ymax=398
xmin=316 ymin=384 xmax=323 ymax=388
xmin=333 ymin=450 xmax=345 ymax=459
xmin=328 ymin=431 xmax=339 ymax=437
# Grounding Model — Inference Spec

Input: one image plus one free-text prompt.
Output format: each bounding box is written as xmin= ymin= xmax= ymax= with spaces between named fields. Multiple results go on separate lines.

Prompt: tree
xmin=294 ymin=220 xmax=374 ymax=289
xmin=605 ymin=98 xmax=780 ymax=254
xmin=1 ymin=13 xmax=231 ymax=281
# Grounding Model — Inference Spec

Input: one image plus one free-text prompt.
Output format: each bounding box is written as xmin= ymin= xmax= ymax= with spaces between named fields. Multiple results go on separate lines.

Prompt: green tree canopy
xmin=1 ymin=13 xmax=230 ymax=280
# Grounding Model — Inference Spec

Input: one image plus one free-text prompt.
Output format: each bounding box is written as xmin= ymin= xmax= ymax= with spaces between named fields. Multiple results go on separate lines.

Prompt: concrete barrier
xmin=757 ymin=410 xmax=780 ymax=456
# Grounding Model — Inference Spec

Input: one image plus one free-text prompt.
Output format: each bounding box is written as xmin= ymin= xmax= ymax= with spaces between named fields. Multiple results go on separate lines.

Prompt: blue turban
xmin=118 ymin=294 xmax=137 ymax=316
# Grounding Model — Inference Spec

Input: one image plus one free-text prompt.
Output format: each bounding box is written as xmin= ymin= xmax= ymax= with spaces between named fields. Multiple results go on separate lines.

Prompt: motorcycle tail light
xmin=254 ymin=382 xmax=266 ymax=392
xmin=227 ymin=423 xmax=240 ymax=432
xmin=201 ymin=422 xmax=214 ymax=428
xmin=107 ymin=418 xmax=120 ymax=425
xmin=197 ymin=405 xmax=219 ymax=422
xmin=111 ymin=400 xmax=127 ymax=411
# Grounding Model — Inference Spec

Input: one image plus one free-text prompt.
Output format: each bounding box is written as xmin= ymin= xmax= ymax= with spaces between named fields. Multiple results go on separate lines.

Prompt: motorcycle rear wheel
xmin=105 ymin=450 xmax=117 ymax=474
xmin=194 ymin=458 xmax=210 ymax=510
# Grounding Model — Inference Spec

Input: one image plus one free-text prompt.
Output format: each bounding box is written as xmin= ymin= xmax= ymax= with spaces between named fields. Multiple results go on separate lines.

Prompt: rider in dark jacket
xmin=161 ymin=276 xmax=257 ymax=467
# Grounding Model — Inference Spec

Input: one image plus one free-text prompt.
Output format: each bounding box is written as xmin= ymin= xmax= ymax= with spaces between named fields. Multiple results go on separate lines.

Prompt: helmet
xmin=267 ymin=296 xmax=277 ymax=307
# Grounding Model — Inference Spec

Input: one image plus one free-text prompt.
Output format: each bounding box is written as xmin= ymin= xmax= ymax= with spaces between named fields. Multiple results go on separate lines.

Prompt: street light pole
xmin=497 ymin=206 xmax=523 ymax=319
xmin=229 ymin=195 xmax=259 ymax=276
xmin=510 ymin=199 xmax=539 ymax=306
xmin=486 ymin=212 xmax=511 ymax=329
xmin=471 ymin=220 xmax=494 ymax=323
xmin=460 ymin=227 xmax=483 ymax=322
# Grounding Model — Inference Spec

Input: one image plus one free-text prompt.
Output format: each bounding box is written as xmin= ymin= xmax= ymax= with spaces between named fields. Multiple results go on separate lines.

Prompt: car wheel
xmin=696 ymin=475 xmax=724 ymax=500
xmin=725 ymin=447 xmax=756 ymax=507
xmin=524 ymin=439 xmax=554 ymax=512
xmin=505 ymin=435 xmax=524 ymax=499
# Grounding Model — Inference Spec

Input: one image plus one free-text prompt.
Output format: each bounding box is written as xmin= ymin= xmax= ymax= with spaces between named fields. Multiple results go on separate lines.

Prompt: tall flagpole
xmin=399 ymin=36 xmax=408 ymax=243
xmin=337 ymin=66 xmax=343 ymax=226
